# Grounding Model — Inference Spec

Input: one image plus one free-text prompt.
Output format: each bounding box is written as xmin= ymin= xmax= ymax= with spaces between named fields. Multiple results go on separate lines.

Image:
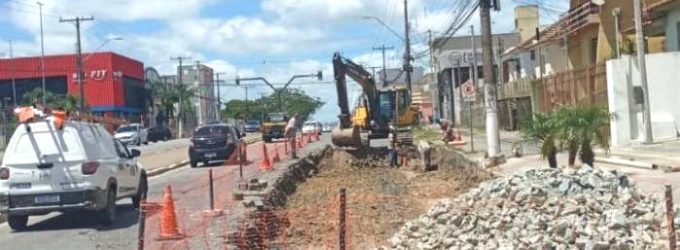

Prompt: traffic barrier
xmin=260 ymin=143 xmax=272 ymax=171
xmin=272 ymin=144 xmax=281 ymax=163
xmin=157 ymin=185 xmax=184 ymax=240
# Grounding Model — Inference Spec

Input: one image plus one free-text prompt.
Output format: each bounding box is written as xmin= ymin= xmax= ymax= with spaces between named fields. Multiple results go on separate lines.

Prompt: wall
xmin=665 ymin=8 xmax=680 ymax=52
xmin=607 ymin=53 xmax=680 ymax=147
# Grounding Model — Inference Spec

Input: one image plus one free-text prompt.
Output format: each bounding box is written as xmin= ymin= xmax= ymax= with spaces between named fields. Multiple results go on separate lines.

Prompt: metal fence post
xmin=339 ymin=188 xmax=346 ymax=250
xmin=137 ymin=208 xmax=146 ymax=250
xmin=665 ymin=185 xmax=677 ymax=249
xmin=208 ymin=169 xmax=214 ymax=211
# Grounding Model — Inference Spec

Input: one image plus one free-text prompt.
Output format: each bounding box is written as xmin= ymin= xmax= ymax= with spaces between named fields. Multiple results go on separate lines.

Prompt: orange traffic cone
xmin=260 ymin=143 xmax=272 ymax=171
xmin=451 ymin=128 xmax=467 ymax=146
xmin=158 ymin=185 xmax=184 ymax=240
xmin=272 ymin=144 xmax=281 ymax=163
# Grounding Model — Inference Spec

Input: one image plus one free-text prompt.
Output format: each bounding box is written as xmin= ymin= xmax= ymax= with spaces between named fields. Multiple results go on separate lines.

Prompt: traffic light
xmin=317 ymin=71 xmax=323 ymax=81
xmin=235 ymin=76 xmax=240 ymax=85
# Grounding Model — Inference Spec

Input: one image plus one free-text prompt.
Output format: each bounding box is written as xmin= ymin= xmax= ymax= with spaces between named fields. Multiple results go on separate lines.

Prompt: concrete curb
xmin=147 ymin=160 xmax=191 ymax=177
xmin=594 ymin=156 xmax=658 ymax=170
xmin=146 ymin=137 xmax=262 ymax=178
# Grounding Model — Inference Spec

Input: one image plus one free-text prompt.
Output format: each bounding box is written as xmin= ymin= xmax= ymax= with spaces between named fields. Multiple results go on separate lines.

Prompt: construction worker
xmin=388 ymin=124 xmax=399 ymax=167
xmin=439 ymin=120 xmax=455 ymax=143
xmin=285 ymin=113 xmax=299 ymax=159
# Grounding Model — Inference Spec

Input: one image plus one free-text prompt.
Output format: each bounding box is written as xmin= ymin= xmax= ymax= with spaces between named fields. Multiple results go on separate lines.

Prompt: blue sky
xmin=0 ymin=0 xmax=568 ymax=122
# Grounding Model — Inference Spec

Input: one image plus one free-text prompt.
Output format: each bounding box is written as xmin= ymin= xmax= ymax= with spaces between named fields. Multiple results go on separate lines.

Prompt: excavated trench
xmin=224 ymin=146 xmax=494 ymax=249
xmin=249 ymin=146 xmax=492 ymax=249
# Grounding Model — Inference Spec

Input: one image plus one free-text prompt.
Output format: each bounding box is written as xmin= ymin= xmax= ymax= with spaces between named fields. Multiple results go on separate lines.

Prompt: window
xmin=194 ymin=126 xmax=231 ymax=137
xmin=114 ymin=140 xmax=130 ymax=158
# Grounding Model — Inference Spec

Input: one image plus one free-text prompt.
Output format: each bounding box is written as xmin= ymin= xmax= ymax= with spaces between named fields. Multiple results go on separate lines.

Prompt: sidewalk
xmin=417 ymin=126 xmax=680 ymax=202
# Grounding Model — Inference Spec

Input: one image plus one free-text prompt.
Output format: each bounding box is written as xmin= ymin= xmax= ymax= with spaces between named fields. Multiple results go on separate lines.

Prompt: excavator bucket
xmin=331 ymin=126 xmax=362 ymax=148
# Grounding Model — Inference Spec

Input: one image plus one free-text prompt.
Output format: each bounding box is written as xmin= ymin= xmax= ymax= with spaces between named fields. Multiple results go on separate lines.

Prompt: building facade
xmin=178 ymin=63 xmax=216 ymax=125
xmin=0 ymin=52 xmax=145 ymax=122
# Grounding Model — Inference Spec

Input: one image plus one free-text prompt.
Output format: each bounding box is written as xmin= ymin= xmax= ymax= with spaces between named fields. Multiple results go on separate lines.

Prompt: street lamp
xmin=235 ymin=71 xmax=323 ymax=110
xmin=83 ymin=36 xmax=123 ymax=62
xmin=362 ymin=16 xmax=405 ymax=42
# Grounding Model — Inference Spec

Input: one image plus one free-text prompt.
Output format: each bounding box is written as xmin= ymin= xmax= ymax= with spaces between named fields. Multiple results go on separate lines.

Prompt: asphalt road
xmin=0 ymin=132 xmax=311 ymax=250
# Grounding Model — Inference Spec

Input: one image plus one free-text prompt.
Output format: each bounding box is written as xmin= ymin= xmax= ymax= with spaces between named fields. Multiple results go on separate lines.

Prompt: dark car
xmin=148 ymin=126 xmax=172 ymax=142
xmin=188 ymin=124 xmax=243 ymax=168
xmin=243 ymin=120 xmax=261 ymax=133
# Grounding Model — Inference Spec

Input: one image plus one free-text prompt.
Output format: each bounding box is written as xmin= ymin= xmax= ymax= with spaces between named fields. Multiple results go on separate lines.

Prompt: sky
xmin=0 ymin=0 xmax=568 ymax=122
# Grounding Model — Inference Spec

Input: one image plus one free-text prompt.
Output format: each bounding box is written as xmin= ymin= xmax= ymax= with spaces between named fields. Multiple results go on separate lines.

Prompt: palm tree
xmin=21 ymin=88 xmax=84 ymax=113
xmin=521 ymin=112 xmax=559 ymax=168
xmin=555 ymin=106 xmax=581 ymax=167
xmin=572 ymin=105 xmax=610 ymax=166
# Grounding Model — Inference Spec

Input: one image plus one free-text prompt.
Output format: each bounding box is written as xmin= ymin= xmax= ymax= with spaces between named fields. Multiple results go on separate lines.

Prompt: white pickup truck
xmin=0 ymin=118 xmax=148 ymax=231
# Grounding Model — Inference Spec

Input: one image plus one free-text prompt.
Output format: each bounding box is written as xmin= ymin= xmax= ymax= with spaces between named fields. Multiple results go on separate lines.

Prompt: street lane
xmin=0 ymin=133 xmax=304 ymax=250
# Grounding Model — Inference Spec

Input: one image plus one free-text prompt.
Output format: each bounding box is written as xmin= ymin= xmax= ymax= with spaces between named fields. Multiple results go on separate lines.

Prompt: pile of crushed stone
xmin=379 ymin=165 xmax=677 ymax=250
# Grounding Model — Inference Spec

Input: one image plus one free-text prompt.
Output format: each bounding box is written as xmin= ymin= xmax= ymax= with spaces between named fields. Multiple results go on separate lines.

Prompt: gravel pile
xmin=379 ymin=165 xmax=676 ymax=250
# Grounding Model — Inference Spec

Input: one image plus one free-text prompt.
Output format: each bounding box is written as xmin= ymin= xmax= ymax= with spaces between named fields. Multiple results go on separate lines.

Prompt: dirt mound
xmin=276 ymin=148 xmax=491 ymax=249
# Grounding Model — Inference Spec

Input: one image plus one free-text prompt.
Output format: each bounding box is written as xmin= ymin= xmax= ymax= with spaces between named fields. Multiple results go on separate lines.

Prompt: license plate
xmin=205 ymin=152 xmax=217 ymax=158
xmin=34 ymin=195 xmax=60 ymax=204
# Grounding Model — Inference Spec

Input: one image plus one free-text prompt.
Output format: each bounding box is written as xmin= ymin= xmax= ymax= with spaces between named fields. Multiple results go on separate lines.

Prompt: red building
xmin=0 ymin=52 xmax=145 ymax=121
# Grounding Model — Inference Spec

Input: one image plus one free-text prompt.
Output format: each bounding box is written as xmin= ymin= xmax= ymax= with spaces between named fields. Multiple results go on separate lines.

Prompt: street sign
xmin=462 ymin=80 xmax=476 ymax=102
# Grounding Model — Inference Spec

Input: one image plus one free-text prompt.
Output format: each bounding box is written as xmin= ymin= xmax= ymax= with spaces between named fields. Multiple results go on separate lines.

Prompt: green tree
xmin=21 ymin=88 xmax=84 ymax=113
xmin=221 ymin=88 xmax=324 ymax=122
xmin=569 ymin=105 xmax=610 ymax=166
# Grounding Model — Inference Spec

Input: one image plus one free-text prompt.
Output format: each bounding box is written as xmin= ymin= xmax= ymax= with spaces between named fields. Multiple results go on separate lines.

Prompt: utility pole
xmin=194 ymin=60 xmax=203 ymax=125
xmin=214 ymin=72 xmax=226 ymax=121
xmin=60 ymin=16 xmax=94 ymax=113
xmin=470 ymin=25 xmax=479 ymax=85
xmin=403 ymin=0 xmax=413 ymax=92
xmin=243 ymin=85 xmax=251 ymax=115
xmin=613 ymin=8 xmax=622 ymax=59
xmin=171 ymin=56 xmax=191 ymax=139
xmin=480 ymin=0 xmax=501 ymax=157
xmin=634 ymin=0 xmax=654 ymax=144
xmin=496 ymin=38 xmax=504 ymax=85
xmin=8 ymin=40 xmax=16 ymax=106
xmin=38 ymin=2 xmax=46 ymax=105
xmin=428 ymin=29 xmax=439 ymax=120
xmin=373 ymin=45 xmax=394 ymax=86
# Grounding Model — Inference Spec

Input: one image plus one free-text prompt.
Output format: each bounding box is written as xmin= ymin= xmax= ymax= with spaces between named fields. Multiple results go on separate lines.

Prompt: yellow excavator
xmin=330 ymin=52 xmax=419 ymax=148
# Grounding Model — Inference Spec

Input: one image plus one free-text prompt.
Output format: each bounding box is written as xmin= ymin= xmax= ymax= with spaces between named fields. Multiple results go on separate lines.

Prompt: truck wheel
xmin=7 ymin=215 xmax=28 ymax=231
xmin=190 ymin=160 xmax=198 ymax=168
xmin=132 ymin=174 xmax=148 ymax=209
xmin=99 ymin=187 xmax=117 ymax=225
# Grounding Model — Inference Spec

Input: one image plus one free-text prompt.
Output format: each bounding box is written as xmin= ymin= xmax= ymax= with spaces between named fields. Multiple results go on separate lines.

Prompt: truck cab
xmin=261 ymin=113 xmax=289 ymax=143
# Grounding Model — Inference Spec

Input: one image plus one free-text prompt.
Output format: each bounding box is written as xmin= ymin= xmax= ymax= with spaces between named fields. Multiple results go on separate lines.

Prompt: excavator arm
xmin=331 ymin=52 xmax=370 ymax=147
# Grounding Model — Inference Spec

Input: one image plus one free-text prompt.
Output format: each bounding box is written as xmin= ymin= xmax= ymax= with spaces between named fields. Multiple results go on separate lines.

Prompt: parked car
xmin=188 ymin=124 xmax=244 ymax=168
xmin=243 ymin=120 xmax=261 ymax=133
xmin=0 ymin=118 xmax=148 ymax=230
xmin=113 ymin=123 xmax=148 ymax=146
xmin=148 ymin=126 xmax=172 ymax=142
xmin=302 ymin=121 xmax=320 ymax=135
xmin=322 ymin=125 xmax=333 ymax=133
